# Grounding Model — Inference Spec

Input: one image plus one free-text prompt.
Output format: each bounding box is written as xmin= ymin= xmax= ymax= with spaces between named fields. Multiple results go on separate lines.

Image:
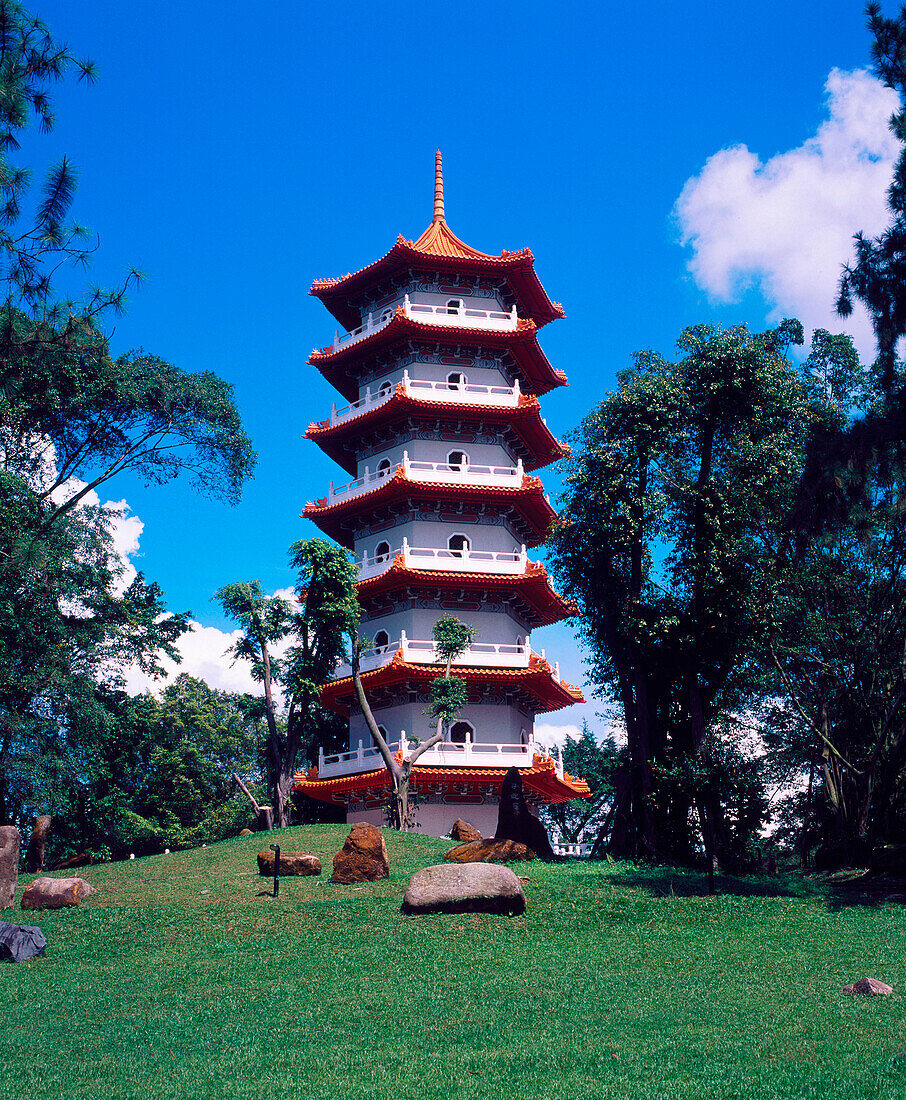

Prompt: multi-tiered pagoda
xmin=293 ymin=154 xmax=588 ymax=836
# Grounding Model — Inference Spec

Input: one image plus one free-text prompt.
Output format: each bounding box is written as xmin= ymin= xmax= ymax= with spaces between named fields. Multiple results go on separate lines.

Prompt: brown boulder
xmin=444 ymin=838 xmax=535 ymax=864
xmin=402 ymin=863 xmax=526 ymax=916
xmin=330 ymin=822 xmax=389 ymax=884
xmin=0 ymin=827 xmax=19 ymax=909
xmin=239 ymin=828 xmax=254 ymax=836
xmin=844 ymin=977 xmax=893 ymax=995
xmin=21 ymin=876 xmax=95 ymax=911
xmin=256 ymin=850 xmax=322 ymax=876
xmin=25 ymin=815 xmax=51 ymax=874
xmin=451 ymin=819 xmax=482 ymax=843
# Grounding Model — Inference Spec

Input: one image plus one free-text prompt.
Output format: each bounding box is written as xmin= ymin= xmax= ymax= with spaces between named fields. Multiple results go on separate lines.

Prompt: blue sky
xmin=27 ymin=1 xmax=896 ymax=734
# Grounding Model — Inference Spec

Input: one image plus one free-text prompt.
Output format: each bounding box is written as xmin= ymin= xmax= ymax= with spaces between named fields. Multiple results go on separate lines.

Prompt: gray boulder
xmin=402 ymin=863 xmax=526 ymax=916
xmin=0 ymin=921 xmax=46 ymax=962
xmin=21 ymin=877 xmax=95 ymax=911
xmin=0 ymin=827 xmax=19 ymax=909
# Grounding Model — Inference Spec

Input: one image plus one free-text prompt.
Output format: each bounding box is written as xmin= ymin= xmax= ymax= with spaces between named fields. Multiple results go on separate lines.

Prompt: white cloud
xmin=534 ymin=722 xmax=583 ymax=750
xmin=122 ymin=620 xmax=260 ymax=696
xmin=675 ymin=68 xmax=900 ymax=358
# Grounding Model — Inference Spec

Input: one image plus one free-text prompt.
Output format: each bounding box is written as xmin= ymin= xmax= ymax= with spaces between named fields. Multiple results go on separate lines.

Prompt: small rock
xmin=0 ymin=921 xmax=46 ymax=963
xmin=25 ymin=816 xmax=51 ymax=874
xmin=330 ymin=823 xmax=389 ymax=884
xmin=402 ymin=864 xmax=526 ymax=915
xmin=0 ymin=827 xmax=19 ymax=909
xmin=21 ymin=877 xmax=96 ymax=911
xmin=451 ymin=819 xmax=482 ymax=843
xmin=444 ymin=838 xmax=535 ymax=864
xmin=257 ymin=850 xmax=322 ymax=876
xmin=844 ymin=977 xmax=893 ymax=996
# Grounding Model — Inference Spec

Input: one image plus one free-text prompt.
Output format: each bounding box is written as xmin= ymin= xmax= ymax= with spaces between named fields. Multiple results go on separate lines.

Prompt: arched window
xmin=373 ymin=630 xmax=390 ymax=653
xmin=376 ymin=457 xmax=392 ymax=476
xmin=447 ymin=450 xmax=468 ymax=472
xmin=515 ymin=635 xmax=524 ymax=648
xmin=378 ymin=379 xmax=392 ymax=397
xmin=450 ymin=721 xmax=474 ymax=744
xmin=380 ymin=308 xmax=393 ymax=322
xmin=375 ymin=541 xmax=391 ymax=562
xmin=377 ymin=725 xmax=388 ymax=741
xmin=520 ymin=728 xmax=530 ymax=746
xmin=447 ymin=371 xmax=466 ymax=390
xmin=448 ymin=533 xmax=470 ymax=557
xmin=446 ymin=298 xmax=462 ymax=316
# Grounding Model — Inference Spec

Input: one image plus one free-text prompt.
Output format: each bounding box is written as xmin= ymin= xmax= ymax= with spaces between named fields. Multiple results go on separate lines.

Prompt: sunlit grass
xmin=2 ymin=826 xmax=905 ymax=1099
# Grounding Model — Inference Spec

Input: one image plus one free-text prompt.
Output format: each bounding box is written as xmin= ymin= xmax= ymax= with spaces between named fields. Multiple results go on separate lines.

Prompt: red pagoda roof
xmin=356 ymin=557 xmax=577 ymax=629
xmin=311 ymin=154 xmax=565 ymax=332
xmin=302 ymin=468 xmax=558 ymax=550
xmin=309 ymin=308 xmax=567 ymax=403
xmin=306 ymin=388 xmax=568 ymax=476
xmin=317 ymin=650 xmax=584 ymax=715
xmin=292 ymin=752 xmax=591 ymax=806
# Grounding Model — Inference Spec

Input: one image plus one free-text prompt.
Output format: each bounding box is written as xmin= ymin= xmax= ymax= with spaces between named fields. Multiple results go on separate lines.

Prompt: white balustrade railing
xmin=329 ymin=295 xmax=518 ymax=353
xmin=551 ymin=841 xmax=593 ymax=858
xmin=317 ymin=735 xmax=537 ymax=778
xmin=327 ymin=372 xmax=521 ymax=428
xmin=357 ymin=541 xmax=529 ymax=580
xmin=327 ymin=452 xmax=524 ymax=504
xmin=334 ymin=631 xmax=533 ymax=679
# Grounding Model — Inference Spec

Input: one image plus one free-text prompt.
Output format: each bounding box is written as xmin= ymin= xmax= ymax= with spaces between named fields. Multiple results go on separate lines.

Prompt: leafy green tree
xmin=216 ymin=539 xmax=361 ymax=828
xmin=548 ymin=321 xmax=814 ymax=863
xmin=769 ymin=366 xmax=906 ymax=865
xmin=537 ymin=722 xmax=621 ymax=845
xmin=353 ymin=615 xmax=474 ymax=830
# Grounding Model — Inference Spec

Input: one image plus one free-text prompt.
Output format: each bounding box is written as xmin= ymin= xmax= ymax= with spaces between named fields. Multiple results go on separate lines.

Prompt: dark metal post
xmin=270 ymin=843 xmax=280 ymax=897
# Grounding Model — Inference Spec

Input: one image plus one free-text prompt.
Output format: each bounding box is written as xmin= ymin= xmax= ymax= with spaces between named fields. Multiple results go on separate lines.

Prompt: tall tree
xmin=215 ymin=540 xmax=361 ymax=828
xmin=352 ymin=615 xmax=474 ymax=830
xmin=547 ymin=321 xmax=814 ymax=862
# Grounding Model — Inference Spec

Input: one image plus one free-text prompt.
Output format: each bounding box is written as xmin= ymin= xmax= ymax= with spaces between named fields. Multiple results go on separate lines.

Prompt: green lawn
xmin=2 ymin=826 xmax=905 ymax=1100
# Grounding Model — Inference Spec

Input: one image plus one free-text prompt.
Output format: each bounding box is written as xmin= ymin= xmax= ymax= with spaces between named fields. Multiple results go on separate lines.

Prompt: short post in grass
xmin=270 ymin=844 xmax=280 ymax=897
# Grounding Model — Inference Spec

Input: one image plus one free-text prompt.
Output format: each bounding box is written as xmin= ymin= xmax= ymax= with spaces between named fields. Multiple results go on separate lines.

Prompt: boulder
xmin=444 ymin=838 xmax=535 ymax=864
xmin=330 ymin=823 xmax=389 ymax=884
xmin=21 ymin=877 xmax=95 ymax=911
xmin=256 ymin=850 xmax=322 ymax=876
xmin=451 ymin=819 xmax=482 ymax=843
xmin=495 ymin=767 xmax=555 ymax=859
xmin=239 ymin=828 xmax=254 ymax=836
xmin=0 ymin=827 xmax=20 ymax=909
xmin=25 ymin=815 xmax=51 ymax=873
xmin=402 ymin=863 xmax=526 ymax=916
xmin=0 ymin=921 xmax=46 ymax=963
xmin=48 ymin=852 xmax=90 ymax=871
xmin=844 ymin=977 xmax=893 ymax=995
xmin=869 ymin=844 xmax=906 ymax=877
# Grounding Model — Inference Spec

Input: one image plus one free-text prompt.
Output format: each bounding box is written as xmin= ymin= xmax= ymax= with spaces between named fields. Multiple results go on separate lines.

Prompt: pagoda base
xmin=348 ymin=801 xmax=501 ymax=838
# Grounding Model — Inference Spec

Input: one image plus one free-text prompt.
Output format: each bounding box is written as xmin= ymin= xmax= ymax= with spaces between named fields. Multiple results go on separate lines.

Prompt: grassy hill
xmin=2 ymin=825 xmax=906 ymax=1099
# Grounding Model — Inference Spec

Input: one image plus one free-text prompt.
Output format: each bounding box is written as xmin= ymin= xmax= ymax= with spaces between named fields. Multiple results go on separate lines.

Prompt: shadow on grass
xmin=601 ymin=861 xmax=906 ymax=908
xmin=602 ymin=863 xmax=823 ymax=900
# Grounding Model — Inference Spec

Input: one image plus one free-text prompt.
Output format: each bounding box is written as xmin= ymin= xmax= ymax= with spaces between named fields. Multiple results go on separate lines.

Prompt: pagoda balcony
xmin=328 ymin=453 xmax=525 ymax=504
xmin=330 ymin=294 xmax=518 ymax=353
xmin=316 ymin=735 xmax=541 ymax=779
xmin=357 ymin=539 xmax=529 ymax=581
xmin=335 ymin=631 xmax=562 ymax=680
xmin=329 ymin=371 xmax=522 ymax=427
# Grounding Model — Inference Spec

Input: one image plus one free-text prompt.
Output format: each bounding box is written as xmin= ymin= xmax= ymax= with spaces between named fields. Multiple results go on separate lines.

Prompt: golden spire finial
xmin=434 ymin=150 xmax=445 ymax=222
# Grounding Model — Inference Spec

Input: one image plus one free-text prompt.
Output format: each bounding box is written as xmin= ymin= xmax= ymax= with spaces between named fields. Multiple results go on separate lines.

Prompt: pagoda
xmin=293 ymin=153 xmax=588 ymax=836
